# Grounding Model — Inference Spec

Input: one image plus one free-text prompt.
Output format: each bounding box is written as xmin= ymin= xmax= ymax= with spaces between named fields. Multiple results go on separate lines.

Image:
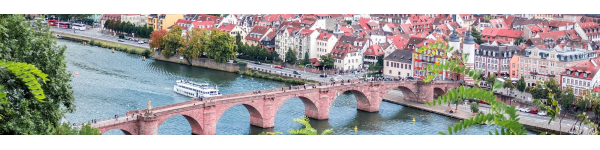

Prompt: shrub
xmin=142 ymin=49 xmax=151 ymax=56
xmin=470 ymin=102 xmax=479 ymax=113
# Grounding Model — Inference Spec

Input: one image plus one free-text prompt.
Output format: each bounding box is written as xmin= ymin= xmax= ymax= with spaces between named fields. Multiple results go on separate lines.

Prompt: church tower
xmin=463 ymin=30 xmax=476 ymax=65
xmin=448 ymin=28 xmax=461 ymax=56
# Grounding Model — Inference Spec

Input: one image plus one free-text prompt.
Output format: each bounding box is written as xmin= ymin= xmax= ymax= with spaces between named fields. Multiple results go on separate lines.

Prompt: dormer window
xmin=567 ymin=70 xmax=571 ymax=75
xmin=584 ymin=73 xmax=588 ymax=78
xmin=575 ymin=72 xmax=579 ymax=77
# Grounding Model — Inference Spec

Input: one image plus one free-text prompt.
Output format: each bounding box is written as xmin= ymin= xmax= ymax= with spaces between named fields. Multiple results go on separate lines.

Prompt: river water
xmin=60 ymin=40 xmax=522 ymax=135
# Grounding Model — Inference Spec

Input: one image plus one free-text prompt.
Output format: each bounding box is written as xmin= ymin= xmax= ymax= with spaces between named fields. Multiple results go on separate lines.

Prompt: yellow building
xmin=147 ymin=14 xmax=161 ymax=31
xmin=162 ymin=14 xmax=184 ymax=30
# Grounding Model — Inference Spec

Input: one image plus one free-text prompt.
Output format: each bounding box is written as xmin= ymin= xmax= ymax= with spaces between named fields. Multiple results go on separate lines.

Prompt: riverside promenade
xmin=383 ymin=90 xmax=594 ymax=135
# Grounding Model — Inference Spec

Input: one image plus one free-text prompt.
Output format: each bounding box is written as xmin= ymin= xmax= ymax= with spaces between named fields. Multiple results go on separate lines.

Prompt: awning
xmin=594 ymin=87 xmax=600 ymax=92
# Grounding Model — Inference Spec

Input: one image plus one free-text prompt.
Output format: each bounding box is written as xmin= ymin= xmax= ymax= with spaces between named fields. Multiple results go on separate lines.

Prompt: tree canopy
xmin=471 ymin=27 xmax=484 ymax=45
xmin=149 ymin=29 xmax=168 ymax=50
xmin=320 ymin=54 xmax=335 ymax=69
xmin=285 ymin=48 xmax=297 ymax=65
xmin=516 ymin=76 xmax=526 ymax=92
xmin=0 ymin=14 xmax=75 ymax=134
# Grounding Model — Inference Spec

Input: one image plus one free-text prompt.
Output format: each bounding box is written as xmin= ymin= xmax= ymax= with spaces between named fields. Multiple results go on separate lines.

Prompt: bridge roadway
xmin=87 ymin=79 xmax=460 ymax=135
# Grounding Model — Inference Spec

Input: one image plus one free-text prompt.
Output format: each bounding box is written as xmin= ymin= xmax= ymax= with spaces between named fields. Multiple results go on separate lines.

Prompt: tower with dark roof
xmin=463 ymin=30 xmax=476 ymax=65
xmin=448 ymin=28 xmax=461 ymax=55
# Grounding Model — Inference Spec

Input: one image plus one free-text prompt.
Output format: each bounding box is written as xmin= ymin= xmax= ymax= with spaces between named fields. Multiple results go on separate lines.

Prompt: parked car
xmin=519 ymin=107 xmax=530 ymax=113
xmin=255 ymin=61 xmax=261 ymax=65
xmin=529 ymin=108 xmax=539 ymax=114
xmin=118 ymin=39 xmax=124 ymax=42
xmin=320 ymin=74 xmax=328 ymax=78
xmin=293 ymin=71 xmax=301 ymax=75
xmin=138 ymin=40 xmax=144 ymax=44
xmin=275 ymin=65 xmax=283 ymax=69
xmin=406 ymin=77 xmax=414 ymax=80
xmin=537 ymin=111 xmax=547 ymax=116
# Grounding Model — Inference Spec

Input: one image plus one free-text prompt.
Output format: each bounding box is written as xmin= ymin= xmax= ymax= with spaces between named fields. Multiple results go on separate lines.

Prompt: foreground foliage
xmin=0 ymin=14 xmax=75 ymax=134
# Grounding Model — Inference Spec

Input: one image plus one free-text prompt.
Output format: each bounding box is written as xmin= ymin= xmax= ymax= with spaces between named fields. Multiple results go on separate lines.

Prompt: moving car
xmin=275 ymin=65 xmax=283 ymax=69
xmin=293 ymin=71 xmax=301 ymax=75
xmin=330 ymin=78 xmax=337 ymax=82
xmin=255 ymin=61 xmax=261 ymax=65
xmin=320 ymin=74 xmax=328 ymax=78
xmin=138 ymin=40 xmax=144 ymax=44
xmin=118 ymin=39 xmax=124 ymax=42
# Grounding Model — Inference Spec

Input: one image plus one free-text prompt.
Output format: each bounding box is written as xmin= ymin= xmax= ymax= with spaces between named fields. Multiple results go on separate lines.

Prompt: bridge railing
xmin=92 ymin=115 xmax=139 ymax=128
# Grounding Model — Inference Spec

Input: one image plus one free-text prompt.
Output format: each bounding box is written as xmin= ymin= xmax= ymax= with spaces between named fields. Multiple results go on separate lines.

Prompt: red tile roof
xmin=358 ymin=18 xmax=372 ymax=31
xmin=563 ymin=59 xmax=600 ymax=80
xmin=537 ymin=31 xmax=567 ymax=41
xmin=481 ymin=28 xmax=500 ymax=37
xmin=497 ymin=29 xmax=523 ymax=38
xmin=279 ymin=14 xmax=294 ymax=20
xmin=309 ymin=58 xmax=321 ymax=66
xmin=364 ymin=44 xmax=385 ymax=56
xmin=218 ymin=23 xmax=237 ymax=33
xmin=527 ymin=25 xmax=543 ymax=32
xmin=317 ymin=32 xmax=333 ymax=41
xmin=387 ymin=35 xmax=409 ymax=49
xmin=193 ymin=14 xmax=223 ymax=22
xmin=331 ymin=42 xmax=357 ymax=59
xmin=245 ymin=26 xmax=270 ymax=42
xmin=192 ymin=21 xmax=215 ymax=30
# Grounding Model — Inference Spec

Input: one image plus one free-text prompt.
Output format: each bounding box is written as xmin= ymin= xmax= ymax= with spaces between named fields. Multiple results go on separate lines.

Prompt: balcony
xmin=530 ymin=71 xmax=538 ymax=75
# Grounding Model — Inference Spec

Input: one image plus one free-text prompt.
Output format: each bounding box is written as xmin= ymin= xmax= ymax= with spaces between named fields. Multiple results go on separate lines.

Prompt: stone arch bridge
xmin=91 ymin=79 xmax=459 ymax=135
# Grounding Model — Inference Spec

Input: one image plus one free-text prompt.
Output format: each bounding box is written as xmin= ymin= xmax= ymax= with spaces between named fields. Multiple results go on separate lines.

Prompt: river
xmin=60 ymin=40 xmax=523 ymax=135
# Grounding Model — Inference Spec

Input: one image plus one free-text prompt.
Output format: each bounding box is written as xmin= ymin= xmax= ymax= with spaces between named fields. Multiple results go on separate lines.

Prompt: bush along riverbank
xmin=59 ymin=34 xmax=151 ymax=56
xmin=234 ymin=70 xmax=312 ymax=85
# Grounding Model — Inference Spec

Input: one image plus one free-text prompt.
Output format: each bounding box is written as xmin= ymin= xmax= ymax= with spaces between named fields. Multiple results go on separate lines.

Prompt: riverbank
xmin=57 ymin=32 xmax=327 ymax=85
xmin=382 ymin=90 xmax=582 ymax=135
xmin=59 ymin=34 xmax=151 ymax=56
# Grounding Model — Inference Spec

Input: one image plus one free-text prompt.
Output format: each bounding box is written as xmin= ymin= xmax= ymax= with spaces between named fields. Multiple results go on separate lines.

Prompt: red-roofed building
xmin=191 ymin=21 xmax=215 ymax=31
xmin=315 ymin=32 xmax=338 ymax=60
xmin=524 ymin=25 xmax=543 ymax=39
xmin=489 ymin=18 xmax=510 ymax=29
xmin=261 ymin=32 xmax=277 ymax=53
xmin=259 ymin=14 xmax=281 ymax=28
xmin=575 ymin=22 xmax=600 ymax=42
xmin=387 ymin=35 xmax=409 ymax=54
xmin=358 ymin=18 xmax=372 ymax=31
xmin=331 ymin=42 xmax=363 ymax=71
xmin=481 ymin=28 xmax=523 ymax=44
xmin=190 ymin=14 xmax=223 ymax=24
xmin=406 ymin=16 xmax=433 ymax=33
xmin=244 ymin=26 xmax=272 ymax=46
xmin=218 ymin=23 xmax=246 ymax=40
xmin=363 ymin=43 xmax=385 ymax=67
xmin=456 ymin=14 xmax=476 ymax=28
xmin=561 ymin=58 xmax=600 ymax=96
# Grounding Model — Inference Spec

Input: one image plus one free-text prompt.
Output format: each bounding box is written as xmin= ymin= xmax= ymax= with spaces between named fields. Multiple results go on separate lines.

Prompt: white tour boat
xmin=173 ymin=80 xmax=222 ymax=98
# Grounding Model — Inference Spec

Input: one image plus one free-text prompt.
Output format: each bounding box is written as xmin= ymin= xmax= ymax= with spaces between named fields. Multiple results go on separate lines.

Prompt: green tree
xmin=207 ymin=28 xmax=237 ymax=63
xmin=235 ymin=32 xmax=242 ymax=45
xmin=470 ymin=102 xmax=480 ymax=113
xmin=301 ymin=52 xmax=310 ymax=66
xmin=561 ymin=87 xmax=575 ymax=114
xmin=0 ymin=15 xmax=75 ymax=134
xmin=104 ymin=19 xmax=111 ymax=30
xmin=503 ymin=77 xmax=514 ymax=94
xmin=288 ymin=116 xmax=333 ymax=135
xmin=369 ymin=56 xmax=384 ymax=73
xmin=180 ymin=28 xmax=208 ymax=59
xmin=161 ymin=26 xmax=184 ymax=58
xmin=50 ymin=122 xmax=101 ymax=135
xmin=486 ymin=74 xmax=496 ymax=88
xmin=285 ymin=47 xmax=297 ymax=65
xmin=345 ymin=20 xmax=352 ymax=25
xmin=320 ymin=54 xmax=335 ymax=69
xmin=515 ymin=36 xmax=524 ymax=45
xmin=471 ymin=27 xmax=484 ymax=45
xmin=516 ymin=76 xmax=526 ymax=92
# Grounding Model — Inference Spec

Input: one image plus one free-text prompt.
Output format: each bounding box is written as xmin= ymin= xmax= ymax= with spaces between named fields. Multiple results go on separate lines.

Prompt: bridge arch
xmin=330 ymin=89 xmax=371 ymax=111
xmin=273 ymin=94 xmax=320 ymax=120
xmin=433 ymin=87 xmax=446 ymax=99
xmin=156 ymin=113 xmax=204 ymax=135
xmin=214 ymin=101 xmax=267 ymax=134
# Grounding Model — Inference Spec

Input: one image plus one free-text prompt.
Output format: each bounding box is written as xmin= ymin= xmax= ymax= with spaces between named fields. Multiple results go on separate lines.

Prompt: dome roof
xmin=464 ymin=30 xmax=475 ymax=44
xmin=449 ymin=28 xmax=460 ymax=42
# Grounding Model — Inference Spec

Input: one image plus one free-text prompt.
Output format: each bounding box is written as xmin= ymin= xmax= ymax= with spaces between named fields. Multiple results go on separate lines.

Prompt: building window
xmin=398 ymin=71 xmax=401 ymax=75
xmin=389 ymin=70 xmax=392 ymax=74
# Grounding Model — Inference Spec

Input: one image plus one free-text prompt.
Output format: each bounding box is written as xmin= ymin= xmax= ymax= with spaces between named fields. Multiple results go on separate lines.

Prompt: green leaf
xmin=447 ymin=126 xmax=453 ymax=135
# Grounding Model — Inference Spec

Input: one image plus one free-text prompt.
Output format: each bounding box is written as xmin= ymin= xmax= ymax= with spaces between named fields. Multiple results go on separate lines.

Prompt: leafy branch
xmin=0 ymin=60 xmax=50 ymax=103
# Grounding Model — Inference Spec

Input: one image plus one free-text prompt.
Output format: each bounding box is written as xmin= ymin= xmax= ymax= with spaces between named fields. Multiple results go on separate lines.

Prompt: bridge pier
xmin=250 ymin=115 xmax=274 ymax=128
xmin=306 ymin=105 xmax=329 ymax=120
xmin=138 ymin=116 xmax=159 ymax=135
